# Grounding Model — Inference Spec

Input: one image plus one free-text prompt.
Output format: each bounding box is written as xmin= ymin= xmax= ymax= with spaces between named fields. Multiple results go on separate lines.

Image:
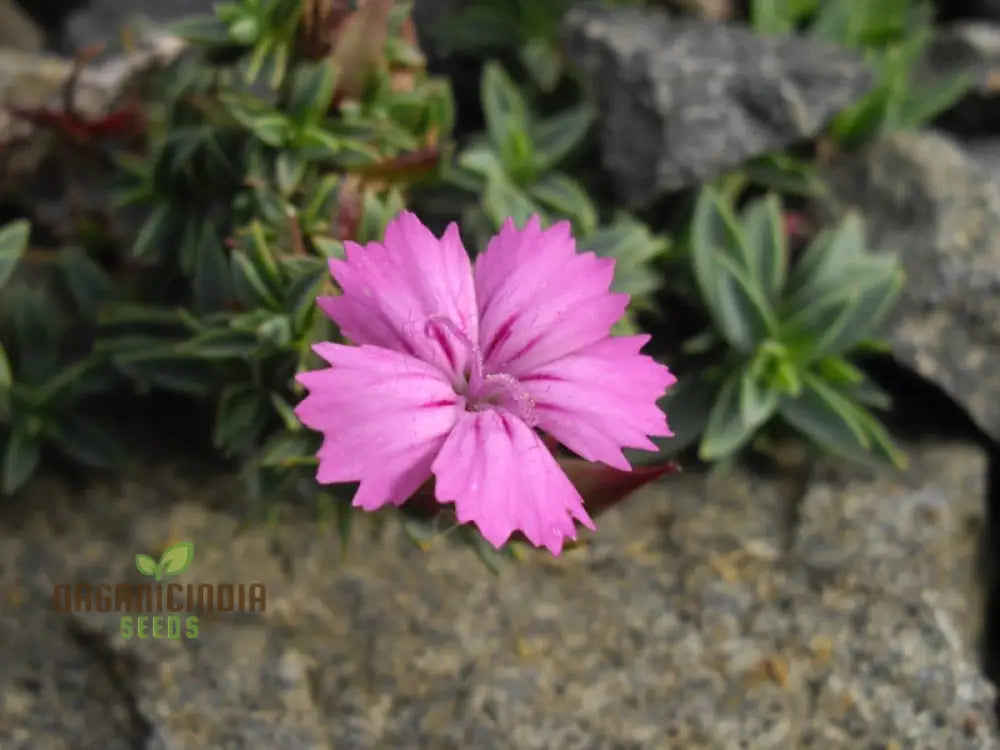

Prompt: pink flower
xmin=294 ymin=212 xmax=676 ymax=555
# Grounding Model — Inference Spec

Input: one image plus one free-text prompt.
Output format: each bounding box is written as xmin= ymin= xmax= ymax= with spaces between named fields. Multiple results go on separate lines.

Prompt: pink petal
xmin=431 ymin=410 xmax=596 ymax=556
xmin=319 ymin=212 xmax=478 ymax=381
xmin=294 ymin=343 xmax=463 ymax=510
xmin=474 ymin=216 xmax=629 ymax=376
xmin=519 ymin=335 xmax=676 ymax=471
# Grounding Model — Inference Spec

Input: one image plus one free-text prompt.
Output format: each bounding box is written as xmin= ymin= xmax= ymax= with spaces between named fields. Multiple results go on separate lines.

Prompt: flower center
xmin=425 ymin=316 xmax=538 ymax=427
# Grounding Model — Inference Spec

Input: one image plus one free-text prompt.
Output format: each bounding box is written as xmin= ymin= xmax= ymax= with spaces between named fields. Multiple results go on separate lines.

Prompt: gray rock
xmin=0 ymin=439 xmax=995 ymax=748
xmin=0 ymin=0 xmax=44 ymax=51
xmin=816 ymin=130 xmax=1000 ymax=444
xmin=962 ymin=137 xmax=1000 ymax=187
xmin=60 ymin=0 xmax=214 ymax=54
xmin=561 ymin=5 xmax=874 ymax=208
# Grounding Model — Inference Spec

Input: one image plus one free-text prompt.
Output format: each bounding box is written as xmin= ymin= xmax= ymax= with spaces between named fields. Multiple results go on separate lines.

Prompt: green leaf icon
xmin=135 ymin=554 xmax=158 ymax=577
xmin=157 ymin=542 xmax=195 ymax=580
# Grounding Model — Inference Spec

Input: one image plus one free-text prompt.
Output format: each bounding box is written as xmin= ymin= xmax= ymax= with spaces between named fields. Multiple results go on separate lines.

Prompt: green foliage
xmin=0 ymin=220 xmax=126 ymax=494
xmin=451 ymin=61 xmax=669 ymax=332
xmin=424 ymin=0 xmax=576 ymax=92
xmin=101 ymin=0 xmax=456 ymax=510
xmin=750 ymin=0 xmax=972 ymax=145
xmin=673 ymin=187 xmax=905 ymax=467
xmin=713 ymin=151 xmax=829 ymax=211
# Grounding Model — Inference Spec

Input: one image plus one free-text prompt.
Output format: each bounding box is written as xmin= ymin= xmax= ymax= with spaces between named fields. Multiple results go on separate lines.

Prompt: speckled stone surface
xmin=0 ymin=441 xmax=996 ymax=749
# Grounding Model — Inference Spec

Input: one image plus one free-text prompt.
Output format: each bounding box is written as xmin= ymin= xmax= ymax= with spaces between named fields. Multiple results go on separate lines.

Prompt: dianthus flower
xmin=295 ymin=212 xmax=675 ymax=555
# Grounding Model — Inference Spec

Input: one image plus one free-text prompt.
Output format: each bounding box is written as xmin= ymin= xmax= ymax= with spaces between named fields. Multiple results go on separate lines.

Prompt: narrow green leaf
xmin=784 ymin=212 xmax=866 ymax=302
xmin=231 ymin=250 xmax=280 ymax=309
xmin=519 ymin=38 xmax=562 ymax=92
xmin=743 ymin=152 xmax=826 ymax=197
xmin=778 ymin=372 xmax=870 ymax=455
xmin=255 ymin=314 xmax=293 ymax=348
xmin=10 ymin=285 xmax=58 ymax=384
xmin=57 ymin=247 xmax=113 ymax=317
xmin=898 ymin=72 xmax=972 ymax=129
xmin=578 ymin=215 xmax=670 ymax=271
xmin=193 ymin=224 xmax=233 ymax=314
xmin=177 ymin=329 xmax=259 ymax=360
xmin=699 ymin=371 xmax=759 ymax=461
xmin=843 ymin=376 xmax=893 ymax=410
xmin=0 ymin=344 xmax=10 ymax=390
xmin=482 ymin=176 xmax=544 ymax=230
xmin=468 ymin=530 xmax=511 ymax=575
xmin=44 ymin=413 xmax=125 ymax=470
xmin=115 ymin=358 xmax=217 ymax=397
xmin=457 ymin=142 xmax=506 ymax=180
xmin=223 ymin=95 xmax=289 ymax=146
xmin=689 ymin=190 xmax=776 ymax=352
xmin=739 ymin=194 xmax=787 ymax=302
xmin=401 ymin=516 xmax=440 ymax=549
xmin=287 ymin=60 xmax=338 ymax=126
xmin=847 ymin=400 xmax=907 ymax=468
xmin=177 ymin=217 xmax=202 ymax=277
xmin=815 ymin=355 xmax=865 ymax=386
xmin=0 ymin=219 xmax=30 ymax=289
xmin=527 ymin=173 xmax=598 ymax=234
xmin=275 ymin=151 xmax=306 ymax=196
xmin=299 ymin=125 xmax=342 ymax=160
xmin=780 ymin=284 xmax=860 ymax=361
xmin=781 ymin=259 xmax=902 ymax=360
xmin=480 ymin=61 xmax=535 ymax=179
xmin=821 ymin=265 xmax=903 ymax=355
xmin=531 ymin=105 xmax=593 ymax=173
xmin=259 ymin=430 xmax=314 ymax=467
xmin=214 ymin=384 xmax=268 ymax=454
xmin=133 ymin=204 xmax=170 ymax=258
xmin=97 ymin=304 xmax=193 ymax=327
xmin=286 ymin=263 xmax=328 ymax=334
xmin=246 ymin=221 xmax=282 ymax=292
xmin=30 ymin=355 xmax=110 ymax=404
xmin=2 ymin=425 xmax=40 ymax=494
xmin=739 ymin=368 xmax=780 ymax=431
xmin=829 ymin=85 xmax=893 ymax=147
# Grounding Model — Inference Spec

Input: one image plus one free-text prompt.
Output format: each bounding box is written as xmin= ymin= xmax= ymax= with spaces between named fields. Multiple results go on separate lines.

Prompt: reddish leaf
xmin=330 ymin=0 xmax=394 ymax=103
xmin=85 ymin=102 xmax=145 ymax=139
xmin=8 ymin=102 xmax=145 ymax=144
xmin=333 ymin=176 xmax=364 ymax=240
xmin=349 ymin=147 xmax=441 ymax=182
xmin=557 ymin=458 xmax=680 ymax=517
xmin=299 ymin=0 xmax=354 ymax=59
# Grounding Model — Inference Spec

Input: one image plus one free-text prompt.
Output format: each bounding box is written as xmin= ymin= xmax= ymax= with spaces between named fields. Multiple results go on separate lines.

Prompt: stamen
xmin=424 ymin=315 xmax=483 ymax=388
xmin=475 ymin=373 xmax=539 ymax=427
xmin=424 ymin=316 xmax=537 ymax=426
